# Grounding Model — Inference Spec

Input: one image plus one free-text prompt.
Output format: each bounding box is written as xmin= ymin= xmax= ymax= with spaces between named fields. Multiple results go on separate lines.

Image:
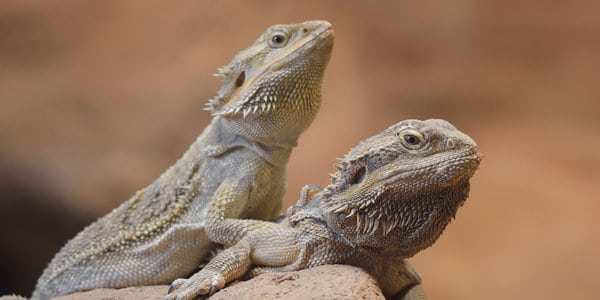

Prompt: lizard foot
xmin=165 ymin=270 xmax=225 ymax=300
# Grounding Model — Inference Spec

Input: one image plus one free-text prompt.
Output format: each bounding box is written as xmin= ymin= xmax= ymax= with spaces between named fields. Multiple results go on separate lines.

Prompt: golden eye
xmin=268 ymin=32 xmax=288 ymax=48
xmin=398 ymin=129 xmax=425 ymax=150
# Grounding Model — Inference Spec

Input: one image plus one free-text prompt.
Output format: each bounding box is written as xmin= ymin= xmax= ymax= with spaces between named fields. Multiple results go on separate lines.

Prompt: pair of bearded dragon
xmin=29 ymin=20 xmax=481 ymax=300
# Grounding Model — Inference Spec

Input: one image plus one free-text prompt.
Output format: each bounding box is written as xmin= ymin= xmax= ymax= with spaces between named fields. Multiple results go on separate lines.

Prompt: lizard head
xmin=207 ymin=20 xmax=334 ymax=147
xmin=321 ymin=119 xmax=482 ymax=258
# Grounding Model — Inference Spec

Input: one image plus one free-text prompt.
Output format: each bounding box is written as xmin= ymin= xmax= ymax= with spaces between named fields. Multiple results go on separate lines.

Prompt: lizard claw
xmin=209 ymin=282 xmax=218 ymax=296
xmin=165 ymin=270 xmax=225 ymax=300
xmin=167 ymin=278 xmax=186 ymax=293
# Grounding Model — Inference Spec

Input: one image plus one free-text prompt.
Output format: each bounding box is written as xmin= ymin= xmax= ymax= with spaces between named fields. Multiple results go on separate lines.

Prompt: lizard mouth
xmin=380 ymin=149 xmax=482 ymax=187
xmin=216 ymin=24 xmax=334 ymax=118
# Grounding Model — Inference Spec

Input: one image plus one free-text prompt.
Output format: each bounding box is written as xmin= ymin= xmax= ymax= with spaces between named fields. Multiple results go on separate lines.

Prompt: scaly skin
xmin=32 ymin=20 xmax=334 ymax=300
xmin=166 ymin=119 xmax=482 ymax=300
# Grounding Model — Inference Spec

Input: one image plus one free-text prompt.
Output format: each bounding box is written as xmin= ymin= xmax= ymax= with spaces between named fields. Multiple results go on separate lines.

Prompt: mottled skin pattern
xmin=166 ymin=119 xmax=482 ymax=300
xmin=32 ymin=21 xmax=333 ymax=300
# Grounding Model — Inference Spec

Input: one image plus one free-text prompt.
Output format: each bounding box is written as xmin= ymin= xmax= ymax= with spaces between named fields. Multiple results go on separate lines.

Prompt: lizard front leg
xmin=286 ymin=184 xmax=322 ymax=217
xmin=166 ymin=240 xmax=253 ymax=300
xmin=374 ymin=259 xmax=427 ymax=300
xmin=166 ymin=227 xmax=300 ymax=300
xmin=204 ymin=178 xmax=283 ymax=246
xmin=166 ymin=179 xmax=290 ymax=299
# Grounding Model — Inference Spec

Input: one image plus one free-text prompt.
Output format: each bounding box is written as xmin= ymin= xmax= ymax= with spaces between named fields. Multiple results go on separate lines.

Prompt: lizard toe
xmin=168 ymin=278 xmax=186 ymax=293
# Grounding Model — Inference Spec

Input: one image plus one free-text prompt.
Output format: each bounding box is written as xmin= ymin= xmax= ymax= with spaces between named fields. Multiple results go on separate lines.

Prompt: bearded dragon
xmin=166 ymin=119 xmax=482 ymax=300
xmin=31 ymin=20 xmax=334 ymax=300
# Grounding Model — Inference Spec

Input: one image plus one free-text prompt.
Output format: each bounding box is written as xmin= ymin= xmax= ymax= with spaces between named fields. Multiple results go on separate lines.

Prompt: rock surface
xmin=53 ymin=265 xmax=385 ymax=300
xmin=54 ymin=286 xmax=168 ymax=300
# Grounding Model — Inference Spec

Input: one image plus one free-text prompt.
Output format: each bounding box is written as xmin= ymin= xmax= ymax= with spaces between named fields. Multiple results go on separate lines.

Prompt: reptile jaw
xmin=215 ymin=99 xmax=279 ymax=118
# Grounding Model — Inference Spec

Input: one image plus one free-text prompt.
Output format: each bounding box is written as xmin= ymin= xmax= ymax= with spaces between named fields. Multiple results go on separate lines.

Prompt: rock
xmin=212 ymin=265 xmax=385 ymax=300
xmin=53 ymin=265 xmax=385 ymax=300
xmin=54 ymin=285 xmax=169 ymax=300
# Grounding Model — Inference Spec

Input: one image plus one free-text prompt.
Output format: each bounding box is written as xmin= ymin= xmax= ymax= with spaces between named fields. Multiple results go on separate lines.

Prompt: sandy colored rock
xmin=52 ymin=265 xmax=384 ymax=300
xmin=53 ymin=285 xmax=169 ymax=300
xmin=212 ymin=265 xmax=385 ymax=300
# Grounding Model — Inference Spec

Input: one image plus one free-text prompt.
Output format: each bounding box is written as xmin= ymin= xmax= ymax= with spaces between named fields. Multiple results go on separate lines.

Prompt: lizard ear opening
xmin=349 ymin=166 xmax=366 ymax=185
xmin=235 ymin=71 xmax=245 ymax=87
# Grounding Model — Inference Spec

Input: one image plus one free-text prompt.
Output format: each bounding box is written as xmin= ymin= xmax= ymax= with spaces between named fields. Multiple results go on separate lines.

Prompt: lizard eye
xmin=269 ymin=32 xmax=288 ymax=48
xmin=398 ymin=129 xmax=425 ymax=150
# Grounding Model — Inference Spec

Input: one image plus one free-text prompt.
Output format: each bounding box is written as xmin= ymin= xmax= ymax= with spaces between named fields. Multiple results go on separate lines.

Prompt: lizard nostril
xmin=446 ymin=139 xmax=456 ymax=149
xmin=302 ymin=28 xmax=308 ymax=33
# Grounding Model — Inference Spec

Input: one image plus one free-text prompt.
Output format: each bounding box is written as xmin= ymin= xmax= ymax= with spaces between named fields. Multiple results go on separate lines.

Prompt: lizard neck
xmin=203 ymin=116 xmax=294 ymax=168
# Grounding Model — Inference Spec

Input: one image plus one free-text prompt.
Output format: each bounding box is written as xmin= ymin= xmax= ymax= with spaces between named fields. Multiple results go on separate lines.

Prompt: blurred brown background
xmin=1 ymin=1 xmax=599 ymax=299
